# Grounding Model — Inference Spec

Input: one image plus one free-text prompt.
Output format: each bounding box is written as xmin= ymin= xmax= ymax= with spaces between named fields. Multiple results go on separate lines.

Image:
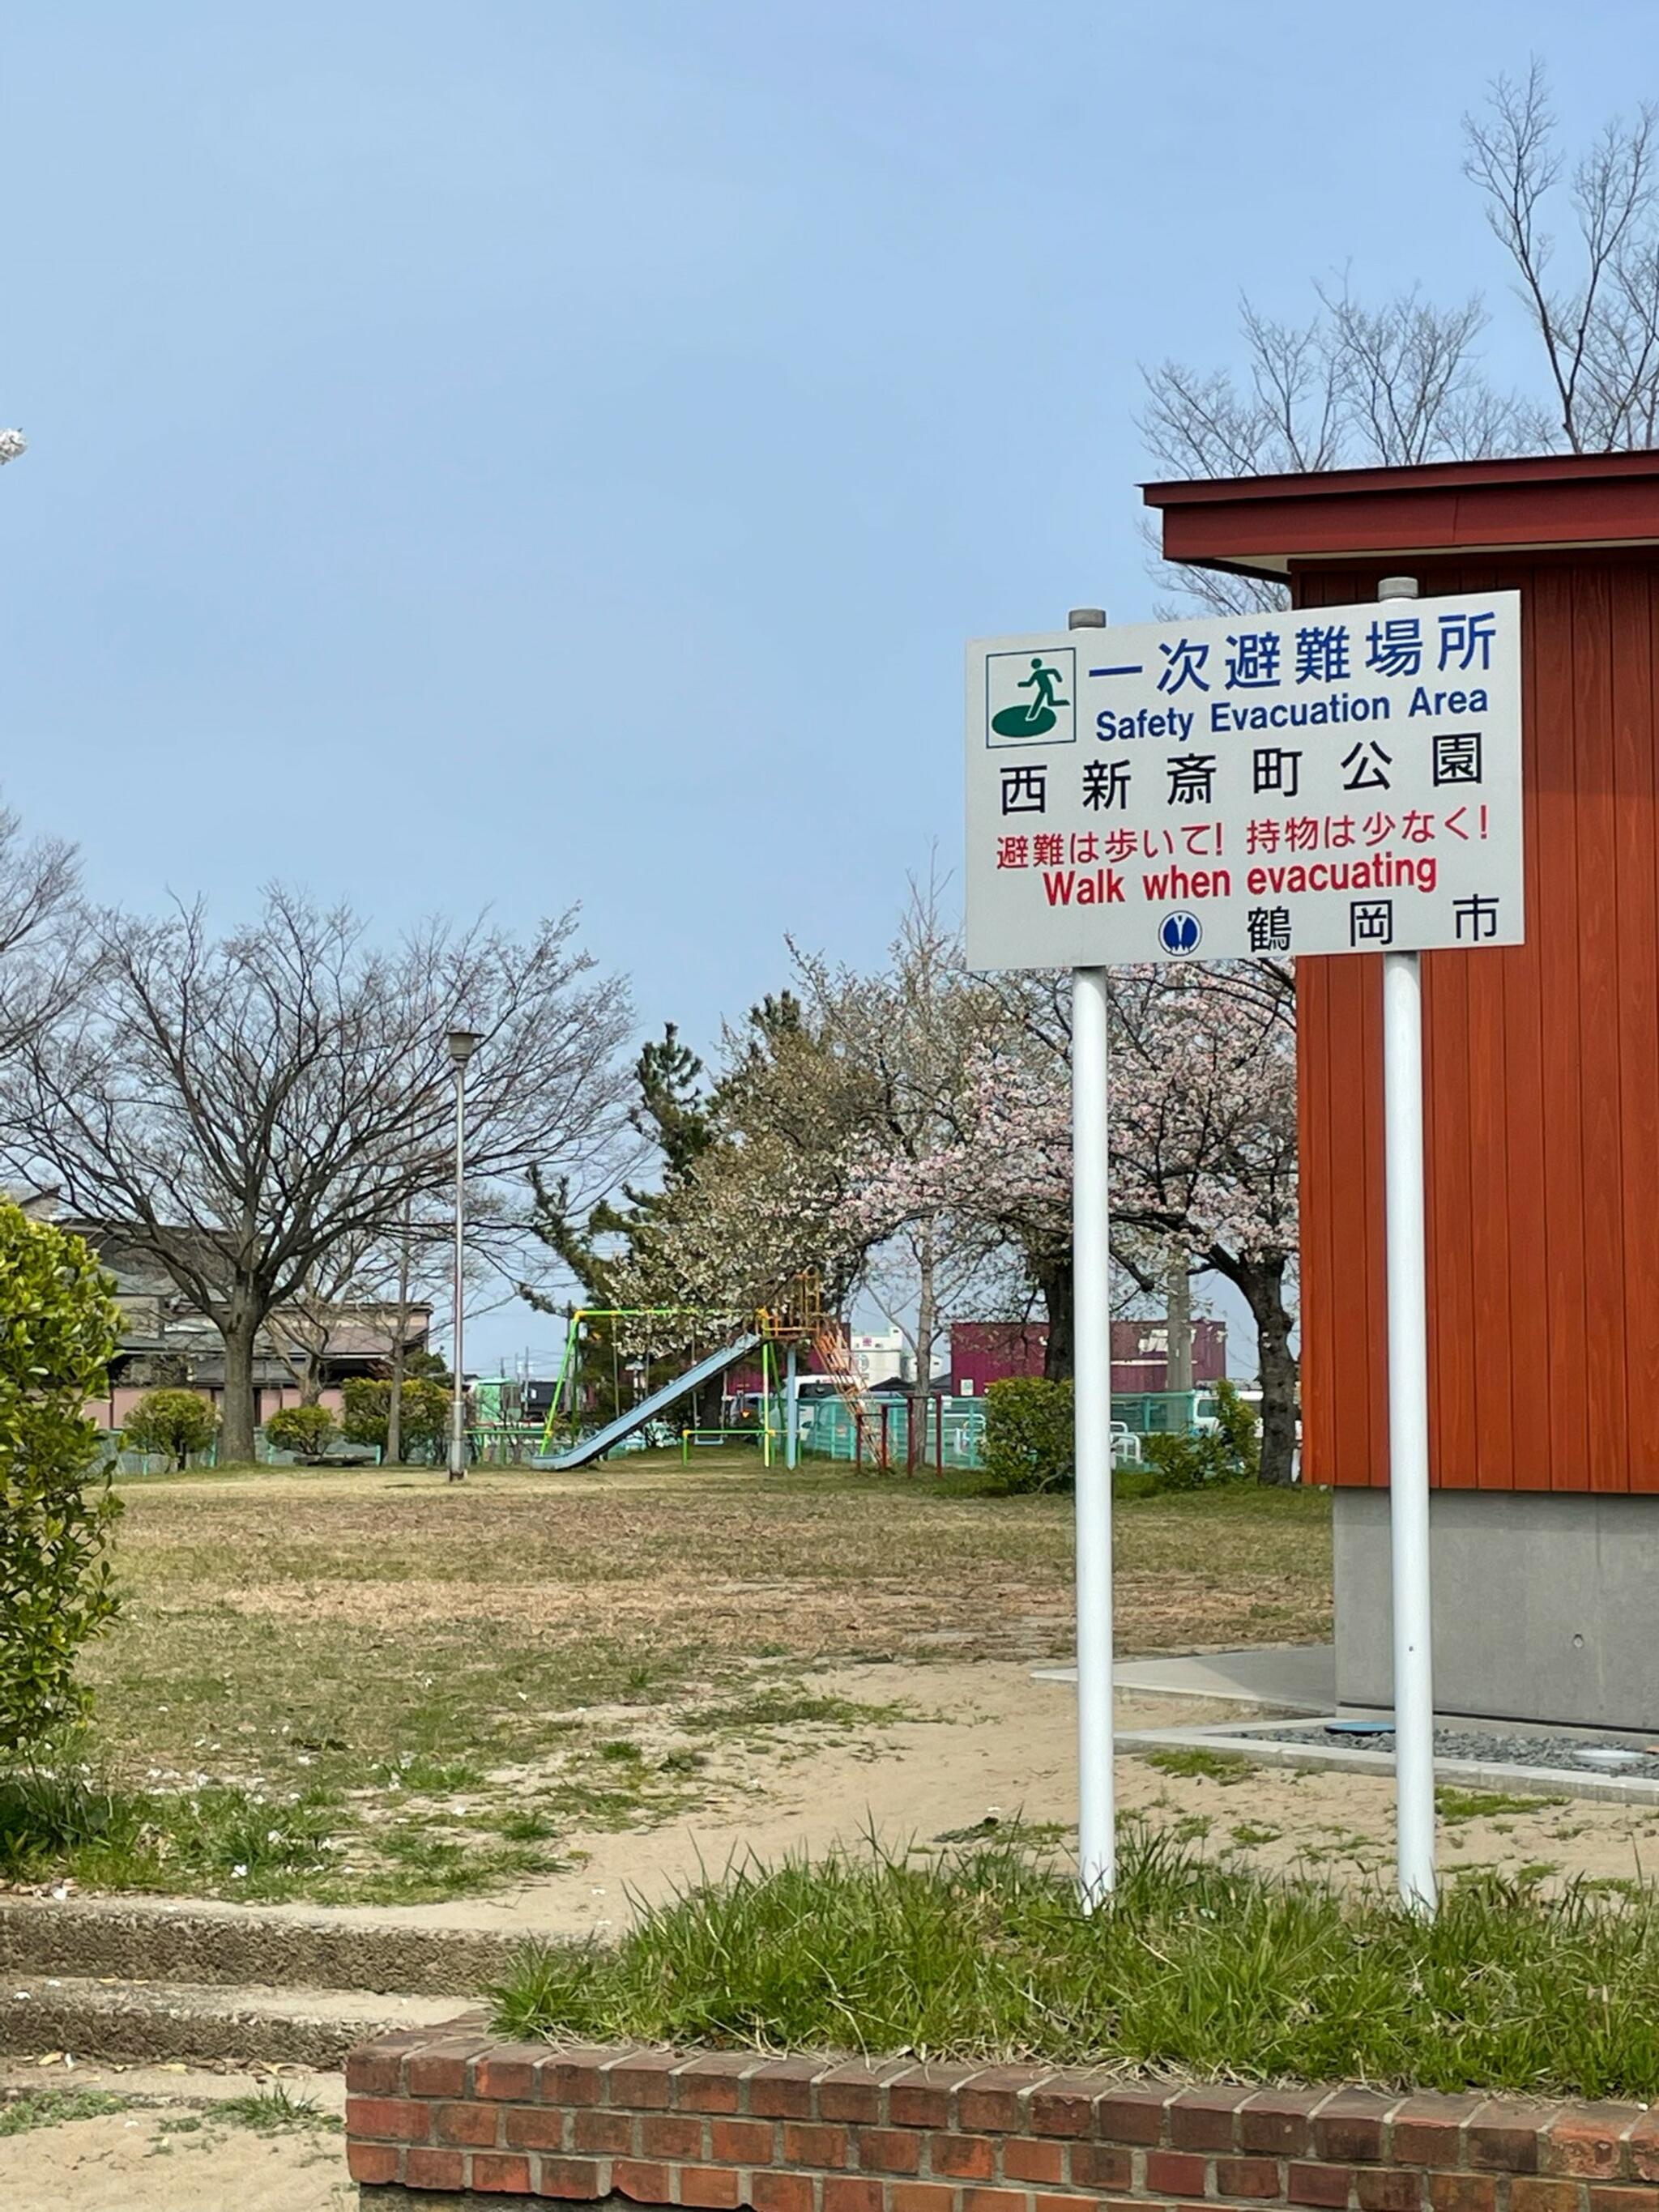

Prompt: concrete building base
xmin=1333 ymin=1486 xmax=1659 ymax=1730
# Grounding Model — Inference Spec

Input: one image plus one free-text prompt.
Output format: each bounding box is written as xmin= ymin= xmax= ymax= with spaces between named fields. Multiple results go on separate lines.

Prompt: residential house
xmin=63 ymin=1222 xmax=431 ymax=1433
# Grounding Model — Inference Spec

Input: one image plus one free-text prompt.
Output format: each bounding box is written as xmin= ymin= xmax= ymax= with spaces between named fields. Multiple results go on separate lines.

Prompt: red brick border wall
xmin=344 ymin=2031 xmax=1659 ymax=2209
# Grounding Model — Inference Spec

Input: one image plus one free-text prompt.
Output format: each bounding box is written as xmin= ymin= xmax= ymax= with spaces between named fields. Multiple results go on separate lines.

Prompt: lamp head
xmin=446 ymin=1027 xmax=484 ymax=1068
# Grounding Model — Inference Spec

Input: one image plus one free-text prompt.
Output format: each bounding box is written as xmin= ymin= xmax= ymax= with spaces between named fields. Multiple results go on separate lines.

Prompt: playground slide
xmin=529 ymin=1332 xmax=762 ymax=1471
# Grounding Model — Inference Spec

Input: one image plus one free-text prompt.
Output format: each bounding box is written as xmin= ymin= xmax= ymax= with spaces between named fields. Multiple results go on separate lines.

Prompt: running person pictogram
xmin=992 ymin=656 xmax=1070 ymax=738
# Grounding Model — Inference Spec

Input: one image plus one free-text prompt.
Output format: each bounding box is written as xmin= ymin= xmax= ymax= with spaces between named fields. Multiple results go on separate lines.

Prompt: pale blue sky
xmin=0 ymin=2 xmax=1648 ymax=1367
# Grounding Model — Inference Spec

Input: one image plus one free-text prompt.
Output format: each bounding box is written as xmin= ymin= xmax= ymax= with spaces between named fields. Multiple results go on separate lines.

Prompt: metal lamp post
xmin=445 ymin=1028 xmax=484 ymax=1482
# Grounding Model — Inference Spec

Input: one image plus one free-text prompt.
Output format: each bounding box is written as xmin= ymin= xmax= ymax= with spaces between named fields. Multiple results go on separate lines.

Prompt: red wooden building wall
xmin=1299 ymin=557 xmax=1659 ymax=1493
xmin=1145 ymin=455 xmax=1659 ymax=1496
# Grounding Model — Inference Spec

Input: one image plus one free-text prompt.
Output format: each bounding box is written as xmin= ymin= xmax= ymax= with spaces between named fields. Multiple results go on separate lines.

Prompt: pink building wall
xmin=100 ymin=1383 xmax=348 ymax=1431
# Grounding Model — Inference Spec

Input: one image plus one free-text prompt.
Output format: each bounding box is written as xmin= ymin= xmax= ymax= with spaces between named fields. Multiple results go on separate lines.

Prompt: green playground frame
xmin=539 ymin=1305 xmax=791 ymax=1462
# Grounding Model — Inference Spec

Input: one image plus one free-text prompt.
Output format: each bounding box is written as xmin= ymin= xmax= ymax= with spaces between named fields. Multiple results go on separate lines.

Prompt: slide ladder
xmin=812 ymin=1320 xmax=864 ymax=1416
xmin=530 ymin=1332 xmax=761 ymax=1471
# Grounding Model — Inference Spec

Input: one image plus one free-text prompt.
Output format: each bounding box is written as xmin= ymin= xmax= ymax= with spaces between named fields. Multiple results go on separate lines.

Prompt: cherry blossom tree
xmin=580 ymin=884 xmax=1009 ymax=1385
xmin=869 ymin=965 xmax=1300 ymax=1485
xmin=595 ymin=996 xmax=876 ymax=1323
xmin=1110 ymin=970 xmax=1299 ymax=1485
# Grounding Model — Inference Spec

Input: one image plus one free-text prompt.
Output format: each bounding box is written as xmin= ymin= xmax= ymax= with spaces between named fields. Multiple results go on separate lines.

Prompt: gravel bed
xmin=1221 ymin=1721 xmax=1659 ymax=1782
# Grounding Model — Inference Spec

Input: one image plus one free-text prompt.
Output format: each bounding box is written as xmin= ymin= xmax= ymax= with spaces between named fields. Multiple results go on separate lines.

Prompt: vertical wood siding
xmin=1295 ymin=560 xmax=1659 ymax=1492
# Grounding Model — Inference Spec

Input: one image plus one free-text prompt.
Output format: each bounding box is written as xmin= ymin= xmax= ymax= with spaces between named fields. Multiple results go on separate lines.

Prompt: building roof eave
xmin=1143 ymin=448 xmax=1659 ymax=575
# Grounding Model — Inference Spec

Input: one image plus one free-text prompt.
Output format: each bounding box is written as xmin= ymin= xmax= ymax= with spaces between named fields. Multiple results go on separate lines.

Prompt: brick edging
xmin=345 ymin=2029 xmax=1659 ymax=2207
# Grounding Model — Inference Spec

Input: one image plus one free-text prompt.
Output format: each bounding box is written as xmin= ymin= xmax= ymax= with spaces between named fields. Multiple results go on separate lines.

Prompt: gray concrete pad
xmin=1033 ymin=1643 xmax=1336 ymax=1712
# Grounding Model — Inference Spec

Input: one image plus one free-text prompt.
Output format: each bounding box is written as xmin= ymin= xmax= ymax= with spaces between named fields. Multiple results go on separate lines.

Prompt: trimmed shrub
xmin=983 ymin=1375 xmax=1262 ymax=1498
xmin=1139 ymin=1426 xmax=1237 ymax=1489
xmin=0 ymin=1202 xmax=123 ymax=1757
xmin=263 ymin=1404 xmax=339 ymax=1463
xmin=340 ymin=1376 xmax=450 ymax=1459
xmin=121 ymin=1387 xmax=218 ymax=1470
xmin=983 ymin=1376 xmax=1074 ymax=1494
xmin=1141 ymin=1380 xmax=1262 ymax=1490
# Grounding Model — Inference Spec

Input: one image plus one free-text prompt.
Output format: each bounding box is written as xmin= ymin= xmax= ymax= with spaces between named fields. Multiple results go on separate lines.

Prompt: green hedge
xmin=983 ymin=1375 xmax=1262 ymax=1497
xmin=119 ymin=1387 xmax=217 ymax=1470
xmin=340 ymin=1376 xmax=450 ymax=1458
xmin=0 ymin=1204 xmax=123 ymax=1756
xmin=263 ymin=1404 xmax=339 ymax=1462
xmin=983 ymin=1377 xmax=1073 ymax=1494
xmin=1140 ymin=1381 xmax=1261 ymax=1489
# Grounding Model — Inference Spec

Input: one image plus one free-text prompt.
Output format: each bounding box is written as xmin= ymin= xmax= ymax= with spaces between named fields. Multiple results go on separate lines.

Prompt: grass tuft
xmin=694 ymin=1691 xmax=912 ymax=1733
xmin=1143 ymin=1748 xmax=1251 ymax=1786
xmin=216 ymin=2084 xmax=337 ymax=2132
xmin=1436 ymin=1788 xmax=1559 ymax=1823
xmin=489 ymin=1828 xmax=1659 ymax=2097
xmin=0 ymin=2089 xmax=131 ymax=2136
xmin=373 ymin=1754 xmax=487 ymax=1793
xmin=0 ymin=1767 xmax=334 ymax=1898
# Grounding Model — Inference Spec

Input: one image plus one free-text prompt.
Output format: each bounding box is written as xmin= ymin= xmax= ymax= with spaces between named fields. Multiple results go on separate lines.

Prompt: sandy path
xmin=0 ymin=2118 xmax=348 ymax=2212
xmin=0 ymin=2065 xmax=349 ymax=2212
xmin=378 ymin=1660 xmax=1659 ymax=1937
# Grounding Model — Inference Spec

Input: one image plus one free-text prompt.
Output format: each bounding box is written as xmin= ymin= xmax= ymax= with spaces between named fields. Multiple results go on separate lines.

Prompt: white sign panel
xmin=965 ymin=590 xmax=1522 ymax=968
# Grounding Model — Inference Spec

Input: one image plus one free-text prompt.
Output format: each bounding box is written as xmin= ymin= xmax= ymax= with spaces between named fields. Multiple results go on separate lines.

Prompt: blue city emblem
xmin=1159 ymin=911 xmax=1202 ymax=956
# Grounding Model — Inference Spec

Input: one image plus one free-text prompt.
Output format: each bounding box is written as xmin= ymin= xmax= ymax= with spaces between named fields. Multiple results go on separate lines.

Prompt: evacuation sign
xmin=964 ymin=590 xmax=1523 ymax=970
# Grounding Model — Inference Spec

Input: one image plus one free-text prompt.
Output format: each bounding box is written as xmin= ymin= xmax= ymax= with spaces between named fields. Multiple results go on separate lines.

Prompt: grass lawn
xmin=493 ymin=1831 xmax=1659 ymax=2099
xmin=1 ymin=1454 xmax=1330 ymax=1907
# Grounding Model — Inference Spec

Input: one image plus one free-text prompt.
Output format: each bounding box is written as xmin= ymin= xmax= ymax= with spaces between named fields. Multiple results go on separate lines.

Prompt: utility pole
xmin=386 ymin=1196 xmax=413 ymax=1466
xmin=445 ymin=1029 xmax=483 ymax=1483
xmin=1166 ymin=1247 xmax=1194 ymax=1398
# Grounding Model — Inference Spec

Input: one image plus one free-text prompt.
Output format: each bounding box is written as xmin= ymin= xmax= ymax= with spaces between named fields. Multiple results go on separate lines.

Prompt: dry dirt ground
xmin=7 ymin=1458 xmax=1656 ymax=2208
xmin=394 ymin=1656 xmax=1659 ymax=1938
xmin=0 ymin=2064 xmax=349 ymax=2212
xmin=44 ymin=1457 xmax=1328 ymax=1906
xmin=31 ymin=1459 xmax=1654 ymax=1916
xmin=4 ymin=1669 xmax=1657 ymax=2212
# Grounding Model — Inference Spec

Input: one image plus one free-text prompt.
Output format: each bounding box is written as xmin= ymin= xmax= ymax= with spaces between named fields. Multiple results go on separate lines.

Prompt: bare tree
xmin=1319 ymin=281 xmax=1550 ymax=464
xmin=2 ymin=889 xmax=632 ymax=1461
xmin=386 ymin=1198 xmax=415 ymax=1464
xmin=1141 ymin=281 xmax=1548 ymax=613
xmin=1142 ymin=302 xmax=1348 ymax=485
xmin=1145 ymin=60 xmax=1659 ymax=556
xmin=0 ymin=803 xmax=83 ymax=1067
xmin=263 ymin=1235 xmax=385 ymax=1405
xmin=263 ymin=1221 xmax=448 ymax=1404
xmin=1465 ymin=62 xmax=1659 ymax=452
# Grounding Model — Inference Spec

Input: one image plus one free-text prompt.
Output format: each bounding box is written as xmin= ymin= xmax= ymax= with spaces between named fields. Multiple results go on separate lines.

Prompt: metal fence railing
xmin=96 ymin=1429 xmax=389 ymax=1475
xmin=97 ymin=1383 xmax=1226 ymax=1478
xmin=1111 ymin=1389 xmax=1219 ymax=1435
xmin=794 ymin=1395 xmax=986 ymax=1471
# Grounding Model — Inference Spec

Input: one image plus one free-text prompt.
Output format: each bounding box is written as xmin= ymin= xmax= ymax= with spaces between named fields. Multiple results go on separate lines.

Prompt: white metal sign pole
xmin=1068 ymin=606 xmax=1115 ymax=1907
xmin=967 ymin=583 xmax=1520 ymax=1913
xmin=1377 ymin=574 xmax=1438 ymax=1917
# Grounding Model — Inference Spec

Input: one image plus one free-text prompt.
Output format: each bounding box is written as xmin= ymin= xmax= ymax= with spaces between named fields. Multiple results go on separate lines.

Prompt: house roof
xmin=63 ymin=1221 xmax=431 ymax=1362
xmin=309 ymin=1309 xmax=433 ymax=1357
xmin=1142 ymin=447 xmax=1659 ymax=580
